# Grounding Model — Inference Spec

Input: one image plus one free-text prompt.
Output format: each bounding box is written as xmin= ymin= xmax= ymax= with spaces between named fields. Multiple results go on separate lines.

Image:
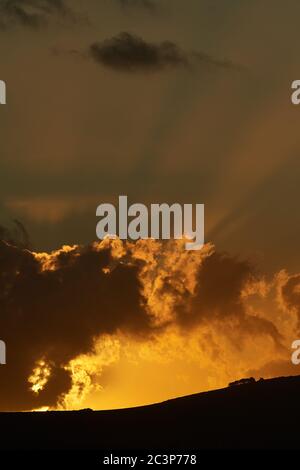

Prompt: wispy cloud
xmin=88 ymin=32 xmax=241 ymax=73
xmin=0 ymin=0 xmax=77 ymax=30
xmin=116 ymin=0 xmax=158 ymax=12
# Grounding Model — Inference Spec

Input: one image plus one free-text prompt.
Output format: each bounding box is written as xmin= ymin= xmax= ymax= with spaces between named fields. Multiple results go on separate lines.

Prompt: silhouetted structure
xmin=228 ymin=377 xmax=256 ymax=387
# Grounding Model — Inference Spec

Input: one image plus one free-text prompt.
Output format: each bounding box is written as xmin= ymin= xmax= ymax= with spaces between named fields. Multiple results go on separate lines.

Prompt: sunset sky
xmin=0 ymin=0 xmax=300 ymax=412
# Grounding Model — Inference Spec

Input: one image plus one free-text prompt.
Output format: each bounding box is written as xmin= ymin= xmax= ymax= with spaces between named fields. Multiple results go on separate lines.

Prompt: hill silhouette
xmin=1 ymin=375 xmax=300 ymax=450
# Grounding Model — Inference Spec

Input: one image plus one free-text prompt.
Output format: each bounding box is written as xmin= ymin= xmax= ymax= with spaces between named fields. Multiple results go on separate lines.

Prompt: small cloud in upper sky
xmin=88 ymin=32 xmax=241 ymax=73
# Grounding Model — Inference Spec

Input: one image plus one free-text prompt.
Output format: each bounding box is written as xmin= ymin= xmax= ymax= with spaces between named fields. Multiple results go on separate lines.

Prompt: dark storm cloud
xmin=89 ymin=32 xmax=187 ymax=72
xmin=0 ymin=238 xmax=151 ymax=411
xmin=0 ymin=0 xmax=75 ymax=29
xmin=165 ymin=251 xmax=282 ymax=346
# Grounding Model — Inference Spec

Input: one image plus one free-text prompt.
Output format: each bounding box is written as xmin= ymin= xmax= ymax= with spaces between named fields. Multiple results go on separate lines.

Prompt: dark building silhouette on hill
xmin=229 ymin=377 xmax=256 ymax=387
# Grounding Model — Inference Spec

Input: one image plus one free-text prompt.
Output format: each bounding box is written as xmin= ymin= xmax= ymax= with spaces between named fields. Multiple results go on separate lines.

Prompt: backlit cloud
xmin=0 ymin=229 xmax=296 ymax=411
